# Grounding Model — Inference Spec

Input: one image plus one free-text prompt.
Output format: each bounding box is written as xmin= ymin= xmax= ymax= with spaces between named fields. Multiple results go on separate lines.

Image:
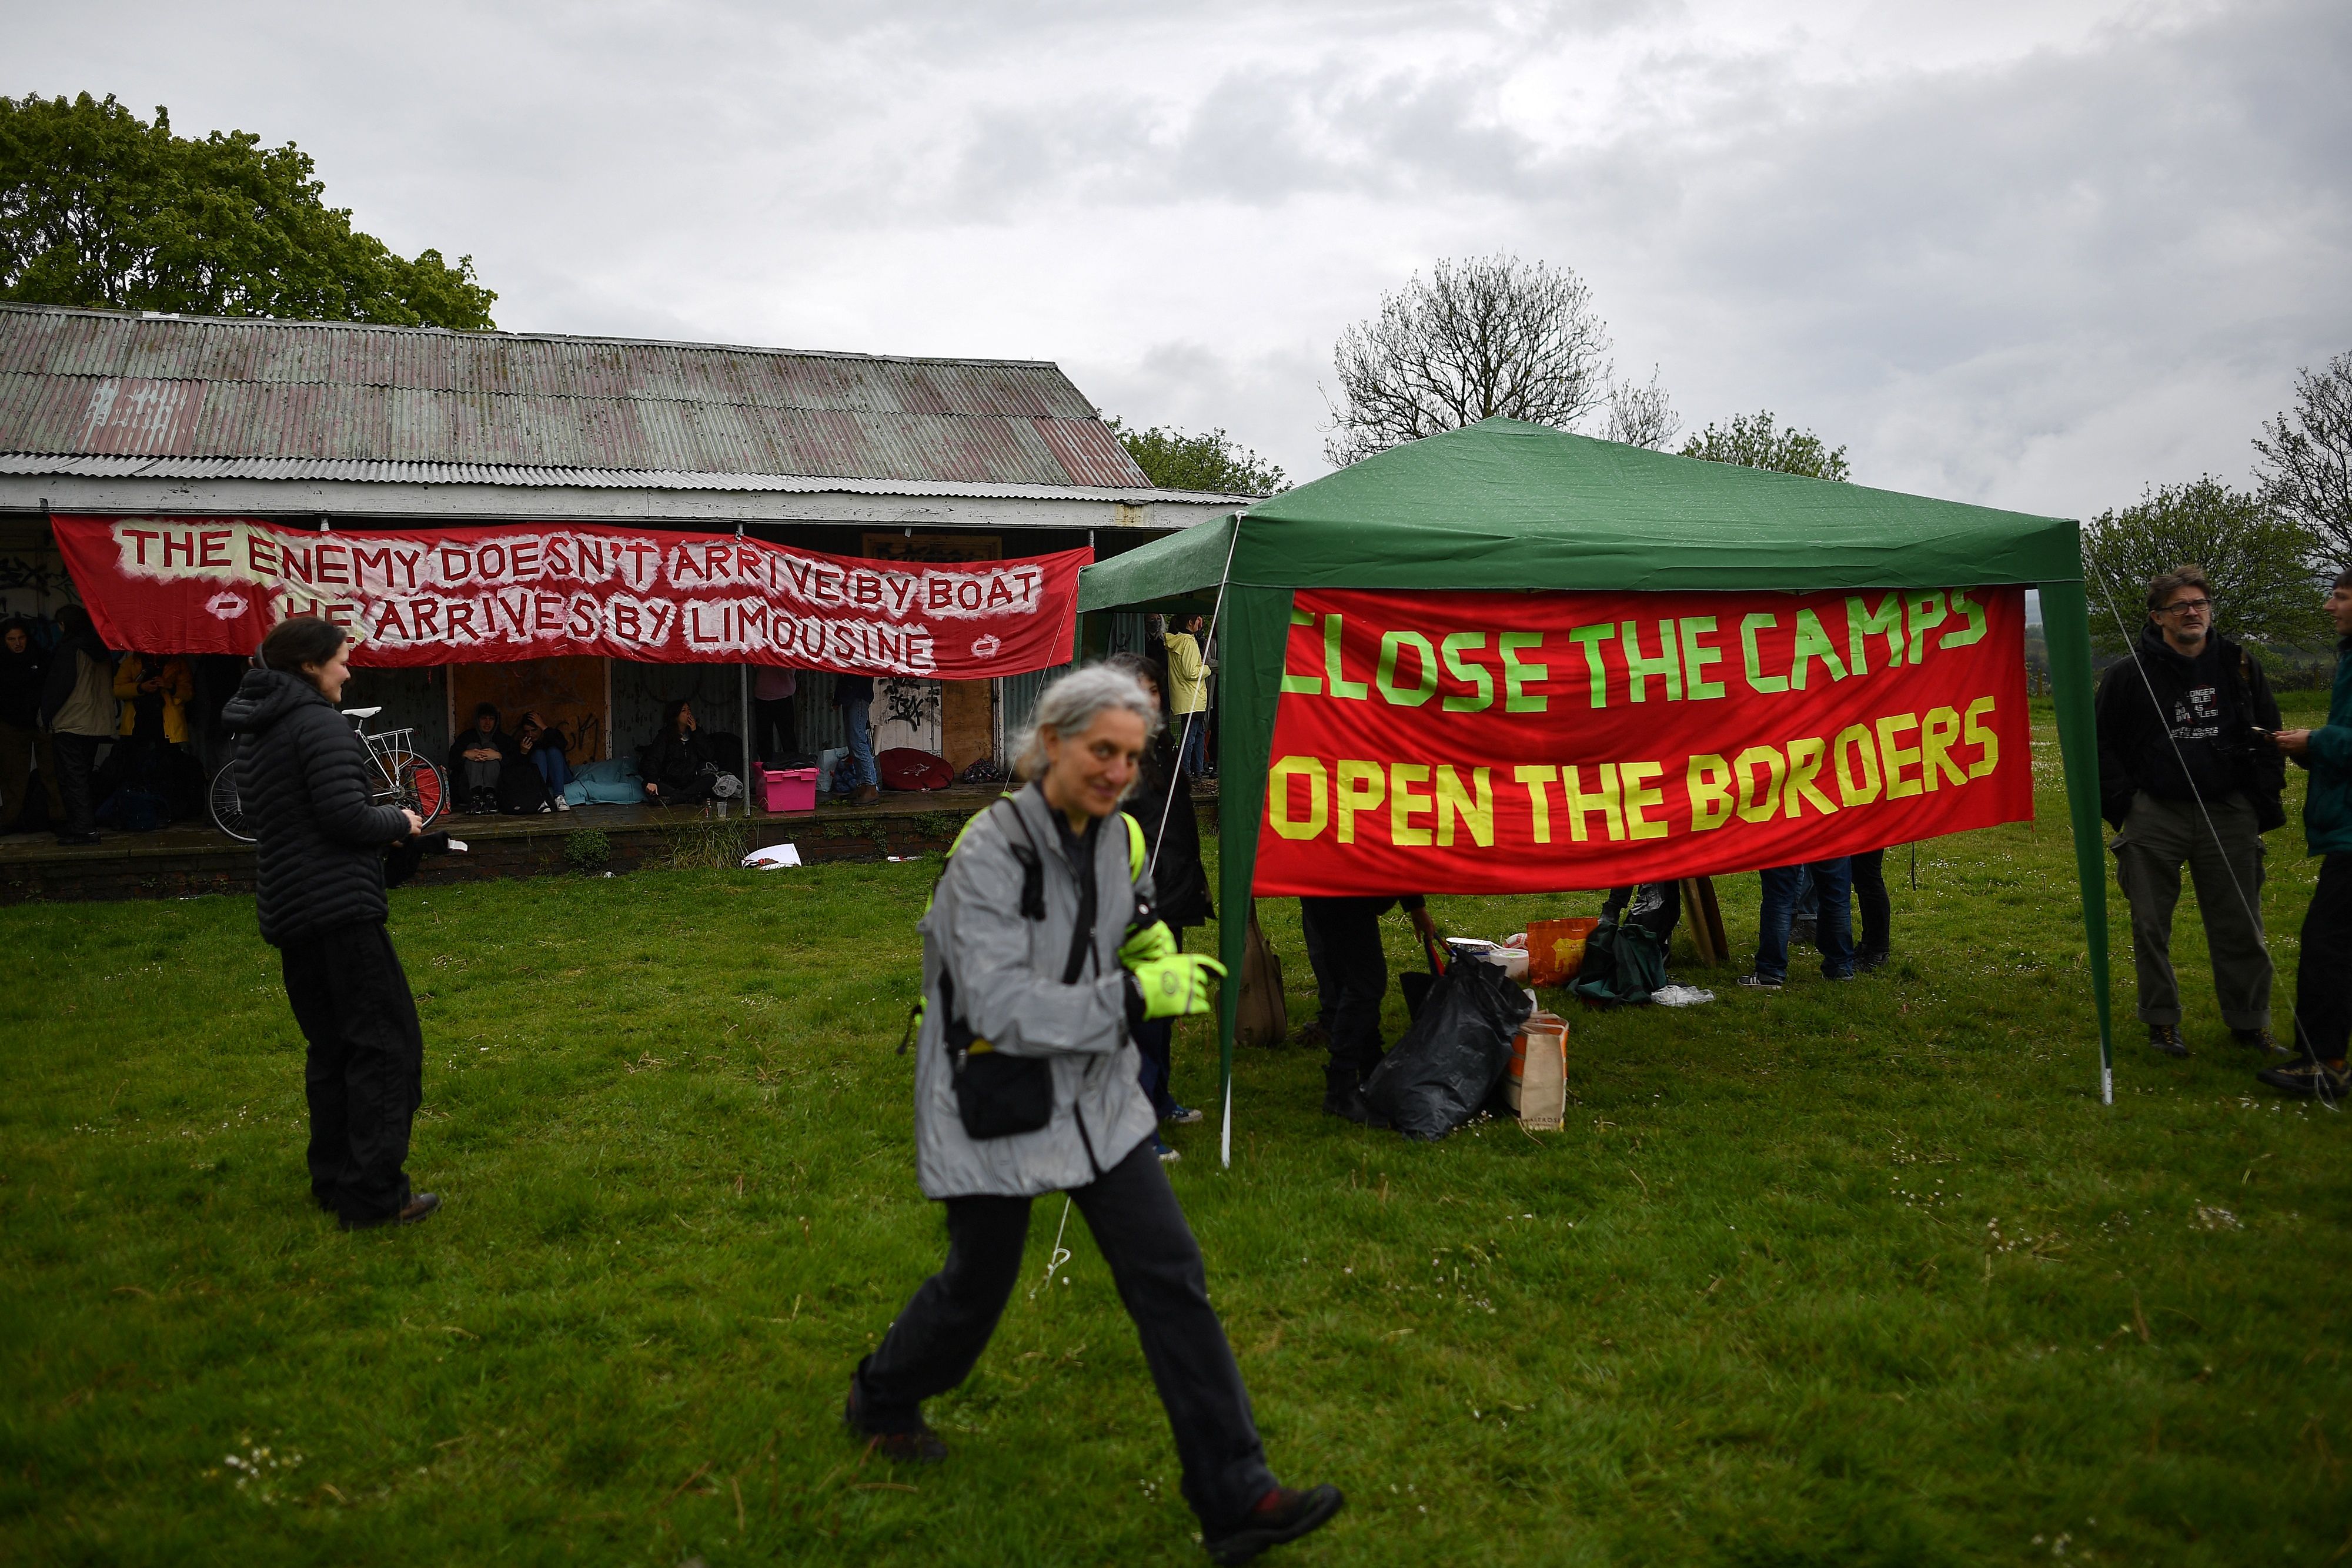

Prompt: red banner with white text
xmin=1254 ymin=585 xmax=2032 ymax=894
xmin=49 ymin=514 xmax=1087 ymax=676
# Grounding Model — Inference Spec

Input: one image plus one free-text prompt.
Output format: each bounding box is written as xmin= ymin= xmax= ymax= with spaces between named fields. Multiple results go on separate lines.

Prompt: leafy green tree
xmin=2253 ymin=350 xmax=2352 ymax=570
xmin=1108 ymin=418 xmax=1286 ymax=496
xmin=2079 ymin=476 xmax=2325 ymax=654
xmin=1679 ymin=410 xmax=1850 ymax=480
xmin=0 ymin=92 xmax=496 ymax=329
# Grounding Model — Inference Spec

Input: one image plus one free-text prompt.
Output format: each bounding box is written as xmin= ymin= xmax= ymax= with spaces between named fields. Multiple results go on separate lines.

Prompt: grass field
xmin=4 ymin=712 xmax=2348 ymax=1566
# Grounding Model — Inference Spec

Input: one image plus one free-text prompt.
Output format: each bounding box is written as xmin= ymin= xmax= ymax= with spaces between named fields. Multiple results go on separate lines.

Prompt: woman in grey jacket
xmin=846 ymin=665 xmax=1343 ymax=1566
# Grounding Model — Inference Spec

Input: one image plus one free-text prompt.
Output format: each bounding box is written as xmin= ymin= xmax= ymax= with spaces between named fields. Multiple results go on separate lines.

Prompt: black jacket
xmin=2095 ymin=626 xmax=2285 ymax=832
xmin=38 ymin=623 xmax=109 ymax=729
xmin=224 ymin=668 xmax=412 ymax=947
xmin=446 ymin=726 xmax=515 ymax=778
xmin=1125 ymin=736 xmax=1212 ymax=929
xmin=642 ymin=727 xmax=714 ymax=794
xmin=0 ymin=623 xmax=44 ymax=730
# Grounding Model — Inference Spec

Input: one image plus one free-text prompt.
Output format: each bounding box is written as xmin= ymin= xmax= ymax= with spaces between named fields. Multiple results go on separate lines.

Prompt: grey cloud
xmin=6 ymin=0 xmax=2343 ymax=517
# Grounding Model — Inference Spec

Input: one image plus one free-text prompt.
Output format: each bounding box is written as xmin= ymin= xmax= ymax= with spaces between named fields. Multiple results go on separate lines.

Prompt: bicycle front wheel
xmin=209 ymin=765 xmax=256 ymax=842
xmin=376 ymin=751 xmax=449 ymax=827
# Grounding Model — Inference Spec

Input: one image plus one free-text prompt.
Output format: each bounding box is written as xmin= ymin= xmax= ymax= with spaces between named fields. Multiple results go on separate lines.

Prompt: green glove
xmin=1119 ymin=920 xmax=1178 ymax=969
xmin=1130 ymin=952 xmax=1228 ymax=1019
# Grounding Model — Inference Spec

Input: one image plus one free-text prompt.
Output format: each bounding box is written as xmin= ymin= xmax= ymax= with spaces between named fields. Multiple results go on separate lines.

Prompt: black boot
xmin=1321 ymin=1066 xmax=1387 ymax=1127
xmin=1204 ymin=1485 xmax=1345 ymax=1564
xmin=843 ymin=1363 xmax=947 ymax=1464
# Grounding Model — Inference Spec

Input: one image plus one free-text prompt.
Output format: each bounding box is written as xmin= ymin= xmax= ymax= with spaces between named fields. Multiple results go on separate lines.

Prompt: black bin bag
xmin=1363 ymin=953 xmax=1532 ymax=1141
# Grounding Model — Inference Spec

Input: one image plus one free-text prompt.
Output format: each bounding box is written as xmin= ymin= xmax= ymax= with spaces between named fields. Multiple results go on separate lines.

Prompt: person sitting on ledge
xmin=515 ymin=711 xmax=572 ymax=811
xmin=447 ymin=704 xmax=514 ymax=814
xmin=642 ymin=699 xmax=714 ymax=806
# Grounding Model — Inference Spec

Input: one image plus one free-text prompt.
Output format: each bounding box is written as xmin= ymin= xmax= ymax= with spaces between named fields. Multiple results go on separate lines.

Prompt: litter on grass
xmin=1651 ymin=984 xmax=1716 ymax=1007
xmin=741 ymin=843 xmax=803 ymax=870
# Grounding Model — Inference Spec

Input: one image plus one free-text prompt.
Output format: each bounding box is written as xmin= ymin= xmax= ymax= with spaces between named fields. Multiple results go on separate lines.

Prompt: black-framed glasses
xmin=2160 ymin=598 xmax=2212 ymax=614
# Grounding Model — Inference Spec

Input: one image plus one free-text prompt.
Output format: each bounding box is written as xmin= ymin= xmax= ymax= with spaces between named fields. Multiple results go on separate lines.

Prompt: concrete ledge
xmin=0 ymin=785 xmax=1220 ymax=903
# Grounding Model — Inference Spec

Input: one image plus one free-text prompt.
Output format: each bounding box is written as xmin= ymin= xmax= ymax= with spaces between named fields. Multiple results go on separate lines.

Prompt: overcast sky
xmin=11 ymin=0 xmax=2348 ymax=517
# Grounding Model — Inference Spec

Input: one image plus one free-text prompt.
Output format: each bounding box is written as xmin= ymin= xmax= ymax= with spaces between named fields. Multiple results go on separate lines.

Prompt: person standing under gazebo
xmin=1162 ymin=612 xmax=1213 ymax=778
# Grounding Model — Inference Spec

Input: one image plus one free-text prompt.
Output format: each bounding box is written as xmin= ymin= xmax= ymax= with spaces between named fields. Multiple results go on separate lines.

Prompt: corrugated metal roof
xmin=0 ymin=304 xmax=1165 ymax=492
xmin=0 ymin=450 xmax=1255 ymax=506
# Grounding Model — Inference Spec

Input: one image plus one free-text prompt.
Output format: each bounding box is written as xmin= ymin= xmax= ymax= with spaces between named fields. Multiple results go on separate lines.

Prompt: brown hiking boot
xmin=2232 ymin=1027 xmax=2288 ymax=1057
xmin=2146 ymin=1024 xmax=2188 ymax=1058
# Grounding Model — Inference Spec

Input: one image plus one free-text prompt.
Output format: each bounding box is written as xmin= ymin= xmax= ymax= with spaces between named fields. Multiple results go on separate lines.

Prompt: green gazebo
xmin=1079 ymin=419 xmax=2110 ymax=1156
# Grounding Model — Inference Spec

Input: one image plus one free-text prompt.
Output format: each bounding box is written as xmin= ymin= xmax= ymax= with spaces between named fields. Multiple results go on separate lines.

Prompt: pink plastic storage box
xmin=760 ymin=767 xmax=818 ymax=814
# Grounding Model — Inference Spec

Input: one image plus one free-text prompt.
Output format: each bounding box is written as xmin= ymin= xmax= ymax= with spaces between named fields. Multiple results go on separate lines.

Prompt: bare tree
xmin=1322 ymin=255 xmax=1615 ymax=464
xmin=2253 ymin=350 xmax=2352 ymax=569
xmin=1603 ymin=365 xmax=1679 ymax=450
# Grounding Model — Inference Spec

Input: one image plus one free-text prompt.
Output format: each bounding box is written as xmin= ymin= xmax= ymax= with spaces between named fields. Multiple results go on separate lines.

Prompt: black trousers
xmin=1851 ymin=847 xmax=1891 ymax=958
xmin=1299 ymin=896 xmax=1393 ymax=1092
xmin=2294 ymin=853 xmax=2352 ymax=1062
xmin=856 ymin=1138 xmax=1275 ymax=1530
xmin=51 ymin=731 xmax=103 ymax=836
xmin=751 ymin=696 xmax=796 ymax=764
xmin=280 ymin=922 xmax=425 ymax=1223
xmin=0 ymin=718 xmax=62 ymax=830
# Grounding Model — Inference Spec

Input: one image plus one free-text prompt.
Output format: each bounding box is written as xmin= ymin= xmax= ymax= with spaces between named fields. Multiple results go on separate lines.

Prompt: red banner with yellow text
xmin=1254 ymin=586 xmax=2032 ymax=894
xmin=49 ymin=514 xmax=1087 ymax=677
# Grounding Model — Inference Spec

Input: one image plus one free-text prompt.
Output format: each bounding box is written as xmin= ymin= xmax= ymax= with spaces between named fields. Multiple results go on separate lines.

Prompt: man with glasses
xmin=2095 ymin=565 xmax=2287 ymax=1058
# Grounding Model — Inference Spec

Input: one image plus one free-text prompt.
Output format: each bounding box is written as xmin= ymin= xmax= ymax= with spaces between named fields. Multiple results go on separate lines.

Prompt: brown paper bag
xmin=1234 ymin=901 xmax=1289 ymax=1049
xmin=1506 ymin=1012 xmax=1568 ymax=1130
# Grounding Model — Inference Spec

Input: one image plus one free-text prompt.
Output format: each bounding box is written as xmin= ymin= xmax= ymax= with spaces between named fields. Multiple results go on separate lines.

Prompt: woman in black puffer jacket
xmin=223 ymin=617 xmax=437 ymax=1232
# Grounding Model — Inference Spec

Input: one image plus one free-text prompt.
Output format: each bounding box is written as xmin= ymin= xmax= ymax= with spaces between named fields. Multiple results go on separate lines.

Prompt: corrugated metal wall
xmin=337 ymin=666 xmax=449 ymax=764
xmin=611 ymin=660 xmax=747 ymax=767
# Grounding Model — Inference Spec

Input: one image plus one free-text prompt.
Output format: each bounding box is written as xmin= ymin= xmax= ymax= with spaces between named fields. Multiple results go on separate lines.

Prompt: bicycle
xmin=209 ymin=707 xmax=449 ymax=843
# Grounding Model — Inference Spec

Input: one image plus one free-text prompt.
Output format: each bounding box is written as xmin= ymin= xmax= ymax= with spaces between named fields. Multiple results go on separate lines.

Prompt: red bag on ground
xmin=878 ymin=748 xmax=954 ymax=791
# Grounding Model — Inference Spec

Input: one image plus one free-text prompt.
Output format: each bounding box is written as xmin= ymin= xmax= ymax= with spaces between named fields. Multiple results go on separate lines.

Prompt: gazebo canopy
xmin=1080 ymin=417 xmax=2080 ymax=600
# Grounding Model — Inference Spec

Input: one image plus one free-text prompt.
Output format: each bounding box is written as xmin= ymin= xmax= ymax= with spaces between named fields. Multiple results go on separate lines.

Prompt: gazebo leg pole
xmin=2042 ymin=579 xmax=2115 ymax=1105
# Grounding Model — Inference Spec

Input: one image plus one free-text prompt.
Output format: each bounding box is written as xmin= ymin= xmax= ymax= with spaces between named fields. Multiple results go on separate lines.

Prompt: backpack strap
xmin=898 ymin=793 xmax=1045 ymax=1054
xmin=998 ymin=797 xmax=1049 ymax=921
xmin=1124 ymin=813 xmax=1147 ymax=884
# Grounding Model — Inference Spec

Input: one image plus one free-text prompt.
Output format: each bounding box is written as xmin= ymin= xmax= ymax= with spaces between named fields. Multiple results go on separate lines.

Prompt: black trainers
xmin=2147 ymin=1024 xmax=2189 ymax=1058
xmin=2232 ymin=1027 xmax=2288 ymax=1057
xmin=1204 ymin=1484 xmax=1345 ymax=1564
xmin=2255 ymin=1057 xmax=2348 ymax=1101
xmin=1854 ymin=948 xmax=1890 ymax=973
xmin=843 ymin=1379 xmax=947 ymax=1465
xmin=342 ymin=1192 xmax=439 ymax=1231
xmin=1321 ymin=1086 xmax=1388 ymax=1129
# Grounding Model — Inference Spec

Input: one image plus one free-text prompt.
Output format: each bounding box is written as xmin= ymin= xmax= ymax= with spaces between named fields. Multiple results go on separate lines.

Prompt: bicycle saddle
xmin=342 ymin=706 xmax=385 ymax=720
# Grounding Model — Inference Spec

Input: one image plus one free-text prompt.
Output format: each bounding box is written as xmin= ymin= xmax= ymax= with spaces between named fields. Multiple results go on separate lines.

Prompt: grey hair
xmin=1012 ymin=663 xmax=1164 ymax=784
